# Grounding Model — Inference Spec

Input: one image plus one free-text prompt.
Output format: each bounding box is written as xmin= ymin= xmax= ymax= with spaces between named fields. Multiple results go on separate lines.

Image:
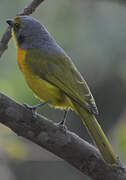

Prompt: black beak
xmin=6 ymin=19 xmax=13 ymax=27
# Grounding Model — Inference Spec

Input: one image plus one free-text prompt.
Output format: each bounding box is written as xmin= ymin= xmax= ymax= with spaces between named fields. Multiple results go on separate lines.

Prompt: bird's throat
xmin=11 ymin=28 xmax=19 ymax=49
xmin=17 ymin=48 xmax=26 ymax=72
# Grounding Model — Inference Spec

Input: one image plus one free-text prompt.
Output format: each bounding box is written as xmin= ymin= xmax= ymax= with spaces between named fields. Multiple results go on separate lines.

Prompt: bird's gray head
xmin=6 ymin=16 xmax=54 ymax=49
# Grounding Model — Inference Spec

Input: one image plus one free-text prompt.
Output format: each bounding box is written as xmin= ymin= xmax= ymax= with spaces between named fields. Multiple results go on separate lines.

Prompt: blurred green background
xmin=1 ymin=0 xmax=126 ymax=179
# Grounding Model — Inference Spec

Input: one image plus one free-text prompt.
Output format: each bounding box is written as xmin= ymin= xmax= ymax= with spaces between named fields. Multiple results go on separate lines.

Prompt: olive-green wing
xmin=25 ymin=49 xmax=98 ymax=115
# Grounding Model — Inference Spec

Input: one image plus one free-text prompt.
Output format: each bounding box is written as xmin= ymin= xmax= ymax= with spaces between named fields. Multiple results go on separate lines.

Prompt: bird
xmin=6 ymin=16 xmax=118 ymax=165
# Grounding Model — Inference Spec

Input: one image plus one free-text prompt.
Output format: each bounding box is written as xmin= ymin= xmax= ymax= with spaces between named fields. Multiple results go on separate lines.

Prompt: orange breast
xmin=17 ymin=47 xmax=26 ymax=72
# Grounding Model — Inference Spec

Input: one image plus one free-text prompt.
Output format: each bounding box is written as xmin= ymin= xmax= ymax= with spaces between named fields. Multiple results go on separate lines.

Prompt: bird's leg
xmin=23 ymin=101 xmax=50 ymax=118
xmin=56 ymin=109 xmax=69 ymax=129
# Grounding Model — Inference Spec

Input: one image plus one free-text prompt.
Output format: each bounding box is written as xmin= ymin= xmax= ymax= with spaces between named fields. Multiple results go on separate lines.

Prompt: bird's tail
xmin=71 ymin=101 xmax=118 ymax=165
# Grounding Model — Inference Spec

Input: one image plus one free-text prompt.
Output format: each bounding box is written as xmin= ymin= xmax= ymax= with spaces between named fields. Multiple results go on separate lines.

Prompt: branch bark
xmin=0 ymin=93 xmax=125 ymax=180
xmin=0 ymin=0 xmax=45 ymax=57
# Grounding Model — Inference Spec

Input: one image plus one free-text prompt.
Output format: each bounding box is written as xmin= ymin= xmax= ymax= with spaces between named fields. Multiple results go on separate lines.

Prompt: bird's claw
xmin=55 ymin=121 xmax=67 ymax=131
xmin=23 ymin=103 xmax=36 ymax=111
xmin=23 ymin=103 xmax=38 ymax=120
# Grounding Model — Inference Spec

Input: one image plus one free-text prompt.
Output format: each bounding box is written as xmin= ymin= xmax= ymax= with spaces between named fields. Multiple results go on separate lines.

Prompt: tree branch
xmin=0 ymin=0 xmax=45 ymax=57
xmin=0 ymin=93 xmax=125 ymax=180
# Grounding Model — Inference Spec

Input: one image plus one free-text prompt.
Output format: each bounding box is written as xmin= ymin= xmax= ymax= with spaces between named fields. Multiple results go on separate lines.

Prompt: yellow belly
xmin=17 ymin=48 xmax=73 ymax=109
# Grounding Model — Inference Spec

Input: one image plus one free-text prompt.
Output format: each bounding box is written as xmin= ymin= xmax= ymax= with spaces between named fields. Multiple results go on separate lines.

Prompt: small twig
xmin=17 ymin=0 xmax=45 ymax=15
xmin=0 ymin=27 xmax=11 ymax=57
xmin=0 ymin=0 xmax=45 ymax=57
xmin=0 ymin=93 xmax=126 ymax=180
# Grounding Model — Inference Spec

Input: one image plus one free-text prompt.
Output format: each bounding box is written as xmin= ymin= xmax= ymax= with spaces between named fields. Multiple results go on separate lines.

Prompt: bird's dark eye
xmin=14 ymin=23 xmax=20 ymax=31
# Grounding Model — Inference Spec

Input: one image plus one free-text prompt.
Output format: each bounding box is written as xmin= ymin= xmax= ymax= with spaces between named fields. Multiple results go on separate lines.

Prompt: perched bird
xmin=7 ymin=16 xmax=118 ymax=164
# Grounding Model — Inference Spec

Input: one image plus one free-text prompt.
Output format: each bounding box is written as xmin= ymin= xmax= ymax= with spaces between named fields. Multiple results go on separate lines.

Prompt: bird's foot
xmin=116 ymin=156 xmax=123 ymax=166
xmin=23 ymin=101 xmax=50 ymax=120
xmin=23 ymin=103 xmax=38 ymax=119
xmin=55 ymin=109 xmax=69 ymax=130
xmin=55 ymin=120 xmax=67 ymax=131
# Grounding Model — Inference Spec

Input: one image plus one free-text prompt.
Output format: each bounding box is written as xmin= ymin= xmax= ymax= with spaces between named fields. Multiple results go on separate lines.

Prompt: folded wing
xmin=25 ymin=49 xmax=98 ymax=115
